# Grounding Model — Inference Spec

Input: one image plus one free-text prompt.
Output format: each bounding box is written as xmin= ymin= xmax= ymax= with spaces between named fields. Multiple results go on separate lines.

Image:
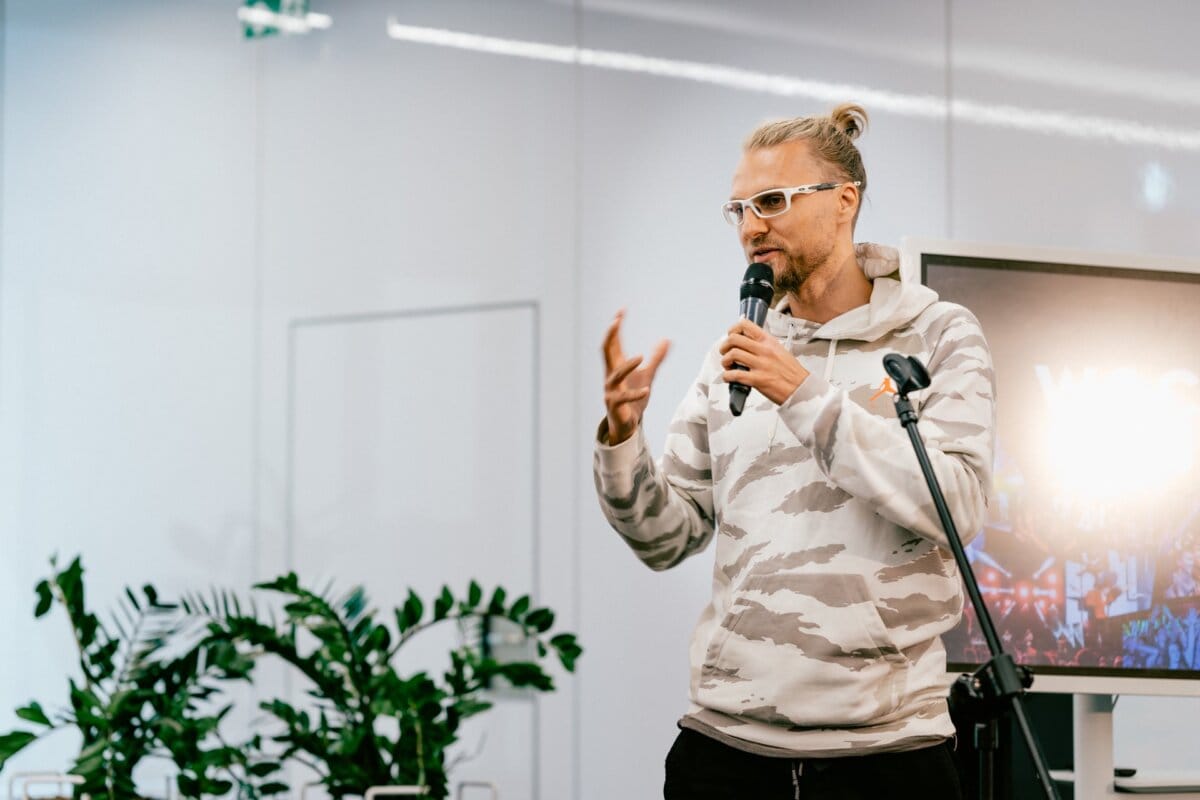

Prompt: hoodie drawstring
xmin=823 ymin=338 xmax=838 ymax=382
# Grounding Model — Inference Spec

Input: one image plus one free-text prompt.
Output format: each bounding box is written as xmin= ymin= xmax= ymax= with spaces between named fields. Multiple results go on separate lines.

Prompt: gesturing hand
xmin=719 ymin=319 xmax=809 ymax=405
xmin=602 ymin=310 xmax=670 ymax=445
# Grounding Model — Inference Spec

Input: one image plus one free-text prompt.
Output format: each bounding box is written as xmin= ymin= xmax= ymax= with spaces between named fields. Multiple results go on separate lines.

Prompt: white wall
xmin=0 ymin=0 xmax=259 ymax=788
xmin=1 ymin=0 xmax=1198 ymax=797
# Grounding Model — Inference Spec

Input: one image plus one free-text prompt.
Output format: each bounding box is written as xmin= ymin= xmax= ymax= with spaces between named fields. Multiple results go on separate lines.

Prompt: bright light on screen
xmin=1039 ymin=364 xmax=1197 ymax=497
xmin=926 ymin=255 xmax=1200 ymax=679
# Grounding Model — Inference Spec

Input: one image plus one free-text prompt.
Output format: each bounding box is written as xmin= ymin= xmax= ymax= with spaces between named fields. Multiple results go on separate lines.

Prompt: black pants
xmin=664 ymin=727 xmax=963 ymax=799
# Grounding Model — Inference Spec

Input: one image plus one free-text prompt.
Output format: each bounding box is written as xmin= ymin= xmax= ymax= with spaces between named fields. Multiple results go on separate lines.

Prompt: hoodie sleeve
xmin=776 ymin=303 xmax=995 ymax=548
xmin=592 ymin=357 xmax=719 ymax=571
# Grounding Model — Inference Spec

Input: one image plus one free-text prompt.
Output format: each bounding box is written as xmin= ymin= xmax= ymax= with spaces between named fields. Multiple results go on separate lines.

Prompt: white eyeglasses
xmin=721 ymin=181 xmax=861 ymax=226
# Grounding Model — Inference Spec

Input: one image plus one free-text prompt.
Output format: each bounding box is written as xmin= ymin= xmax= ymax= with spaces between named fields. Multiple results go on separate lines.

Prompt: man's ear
xmin=839 ymin=183 xmax=860 ymax=222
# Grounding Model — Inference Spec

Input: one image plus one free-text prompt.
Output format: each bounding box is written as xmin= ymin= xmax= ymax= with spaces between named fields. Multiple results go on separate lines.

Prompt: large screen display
xmin=925 ymin=254 xmax=1200 ymax=680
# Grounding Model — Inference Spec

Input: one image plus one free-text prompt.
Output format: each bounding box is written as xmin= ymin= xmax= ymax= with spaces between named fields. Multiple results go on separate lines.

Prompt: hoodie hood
xmin=764 ymin=242 xmax=939 ymax=343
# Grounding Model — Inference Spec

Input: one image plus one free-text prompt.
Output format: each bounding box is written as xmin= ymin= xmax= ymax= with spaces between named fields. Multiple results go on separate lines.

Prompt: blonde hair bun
xmin=830 ymin=103 xmax=869 ymax=141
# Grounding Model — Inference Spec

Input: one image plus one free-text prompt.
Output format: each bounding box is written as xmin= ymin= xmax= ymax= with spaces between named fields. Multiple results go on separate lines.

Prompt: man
xmin=593 ymin=104 xmax=995 ymax=799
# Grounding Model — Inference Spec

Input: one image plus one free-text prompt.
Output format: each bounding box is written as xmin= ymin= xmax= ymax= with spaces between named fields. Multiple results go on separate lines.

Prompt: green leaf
xmin=402 ymin=589 xmax=424 ymax=630
xmin=77 ymin=612 xmax=99 ymax=649
xmin=466 ymin=580 xmax=482 ymax=610
xmin=525 ymin=607 xmax=555 ymax=633
xmin=393 ymin=608 xmax=411 ymax=638
xmin=255 ymin=572 xmax=300 ymax=594
xmin=508 ymin=594 xmax=530 ymax=621
xmin=58 ymin=557 xmax=85 ymax=613
xmin=15 ymin=702 xmax=51 ymax=727
xmin=433 ymin=586 xmax=454 ymax=620
xmin=550 ymin=633 xmax=583 ymax=671
xmin=487 ymin=587 xmax=507 ymax=615
xmin=453 ymin=698 xmax=493 ymax=719
xmin=342 ymin=586 xmax=367 ymax=620
xmin=177 ymin=775 xmax=201 ymax=797
xmin=0 ymin=731 xmax=38 ymax=769
xmin=34 ymin=580 xmax=53 ymax=617
xmin=498 ymin=662 xmax=554 ymax=691
xmin=208 ymin=777 xmax=234 ymax=795
xmin=69 ymin=684 xmax=107 ymax=728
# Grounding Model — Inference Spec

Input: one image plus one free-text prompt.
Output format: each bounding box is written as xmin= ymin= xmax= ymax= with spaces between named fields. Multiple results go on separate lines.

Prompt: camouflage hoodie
xmin=593 ymin=243 xmax=995 ymax=757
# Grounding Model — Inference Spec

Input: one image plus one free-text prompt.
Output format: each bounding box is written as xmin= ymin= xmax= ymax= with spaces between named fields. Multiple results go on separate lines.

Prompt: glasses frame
xmin=722 ymin=181 xmax=862 ymax=226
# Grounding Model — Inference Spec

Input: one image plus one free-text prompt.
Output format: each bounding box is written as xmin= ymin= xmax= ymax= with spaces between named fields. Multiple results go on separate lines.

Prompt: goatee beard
xmin=774 ymin=257 xmax=807 ymax=298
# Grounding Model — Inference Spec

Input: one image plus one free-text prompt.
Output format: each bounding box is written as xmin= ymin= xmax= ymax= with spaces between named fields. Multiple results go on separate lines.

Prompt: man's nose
xmin=740 ymin=209 xmax=769 ymax=241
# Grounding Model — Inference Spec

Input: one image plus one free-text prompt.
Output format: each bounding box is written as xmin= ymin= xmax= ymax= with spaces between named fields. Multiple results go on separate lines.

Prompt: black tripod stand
xmin=882 ymin=353 xmax=1061 ymax=800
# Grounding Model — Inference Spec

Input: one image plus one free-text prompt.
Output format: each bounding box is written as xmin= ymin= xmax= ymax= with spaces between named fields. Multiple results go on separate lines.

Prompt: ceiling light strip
xmin=385 ymin=21 xmax=1200 ymax=153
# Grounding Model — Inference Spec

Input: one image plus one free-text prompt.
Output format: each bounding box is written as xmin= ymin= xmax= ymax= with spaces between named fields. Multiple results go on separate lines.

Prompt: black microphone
xmin=730 ymin=262 xmax=775 ymax=416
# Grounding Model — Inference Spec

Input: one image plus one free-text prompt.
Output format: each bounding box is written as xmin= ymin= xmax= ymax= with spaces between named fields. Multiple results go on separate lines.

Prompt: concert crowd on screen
xmin=943 ymin=442 xmax=1200 ymax=673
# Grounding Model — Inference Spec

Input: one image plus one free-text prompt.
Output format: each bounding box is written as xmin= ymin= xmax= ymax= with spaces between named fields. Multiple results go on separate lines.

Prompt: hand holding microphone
xmin=726 ymin=263 xmax=774 ymax=415
xmin=721 ymin=263 xmax=810 ymax=412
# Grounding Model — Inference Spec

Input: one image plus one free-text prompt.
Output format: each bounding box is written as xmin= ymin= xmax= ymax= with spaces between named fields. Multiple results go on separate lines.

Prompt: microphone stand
xmin=883 ymin=354 xmax=1061 ymax=800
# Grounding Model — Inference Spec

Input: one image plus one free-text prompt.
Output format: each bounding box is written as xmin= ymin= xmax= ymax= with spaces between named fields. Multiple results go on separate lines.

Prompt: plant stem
xmin=407 ymin=702 xmax=427 ymax=789
xmin=49 ymin=578 xmax=101 ymax=696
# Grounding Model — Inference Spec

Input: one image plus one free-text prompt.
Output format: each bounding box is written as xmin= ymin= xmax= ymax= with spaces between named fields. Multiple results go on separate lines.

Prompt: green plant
xmin=187 ymin=574 xmax=582 ymax=799
xmin=0 ymin=556 xmax=286 ymax=799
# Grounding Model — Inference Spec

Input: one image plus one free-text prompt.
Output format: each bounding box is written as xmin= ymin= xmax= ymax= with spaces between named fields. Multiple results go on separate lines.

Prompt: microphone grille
xmin=740 ymin=262 xmax=775 ymax=301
